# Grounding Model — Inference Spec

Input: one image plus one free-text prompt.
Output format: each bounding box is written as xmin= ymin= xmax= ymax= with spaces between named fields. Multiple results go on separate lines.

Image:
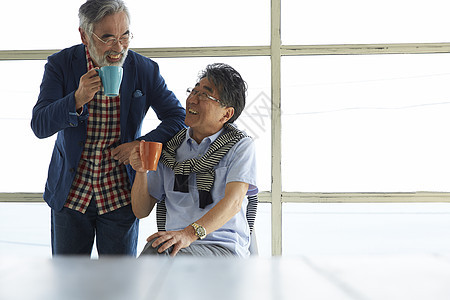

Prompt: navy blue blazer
xmin=31 ymin=44 xmax=186 ymax=211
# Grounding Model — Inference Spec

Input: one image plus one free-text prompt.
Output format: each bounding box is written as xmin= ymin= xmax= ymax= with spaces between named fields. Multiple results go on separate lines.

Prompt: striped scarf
xmin=159 ymin=123 xmax=248 ymax=209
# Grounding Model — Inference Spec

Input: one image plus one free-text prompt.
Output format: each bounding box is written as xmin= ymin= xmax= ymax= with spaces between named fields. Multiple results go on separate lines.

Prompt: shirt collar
xmin=186 ymin=127 xmax=225 ymax=147
xmin=85 ymin=46 xmax=96 ymax=71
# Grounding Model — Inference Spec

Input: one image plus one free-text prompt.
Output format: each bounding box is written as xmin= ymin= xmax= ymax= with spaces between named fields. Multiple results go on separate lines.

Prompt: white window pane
xmin=3 ymin=1 xmax=82 ymax=50
xmin=282 ymin=54 xmax=450 ymax=192
xmin=282 ymin=0 xmax=450 ymax=45
xmin=143 ymin=57 xmax=272 ymax=192
xmin=128 ymin=1 xmax=270 ymax=47
xmin=283 ymin=203 xmax=450 ymax=255
xmin=0 ymin=61 xmax=52 ymax=192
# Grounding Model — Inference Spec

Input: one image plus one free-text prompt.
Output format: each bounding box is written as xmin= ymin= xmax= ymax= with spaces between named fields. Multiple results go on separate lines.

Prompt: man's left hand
xmin=112 ymin=141 xmax=140 ymax=165
xmin=147 ymin=228 xmax=197 ymax=257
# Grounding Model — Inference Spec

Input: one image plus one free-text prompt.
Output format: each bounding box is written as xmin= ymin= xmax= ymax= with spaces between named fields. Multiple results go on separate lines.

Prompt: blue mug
xmin=97 ymin=66 xmax=123 ymax=97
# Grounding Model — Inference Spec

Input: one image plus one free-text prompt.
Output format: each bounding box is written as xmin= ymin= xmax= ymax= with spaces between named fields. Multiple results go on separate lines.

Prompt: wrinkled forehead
xmin=93 ymin=11 xmax=129 ymax=34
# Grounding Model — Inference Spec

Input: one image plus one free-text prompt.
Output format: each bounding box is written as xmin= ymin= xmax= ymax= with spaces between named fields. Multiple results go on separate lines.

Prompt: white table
xmin=1 ymin=254 xmax=450 ymax=300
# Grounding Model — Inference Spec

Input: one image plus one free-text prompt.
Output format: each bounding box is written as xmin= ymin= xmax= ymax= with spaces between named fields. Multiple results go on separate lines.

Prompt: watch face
xmin=196 ymin=226 xmax=206 ymax=238
xmin=192 ymin=223 xmax=206 ymax=239
xmin=191 ymin=223 xmax=206 ymax=239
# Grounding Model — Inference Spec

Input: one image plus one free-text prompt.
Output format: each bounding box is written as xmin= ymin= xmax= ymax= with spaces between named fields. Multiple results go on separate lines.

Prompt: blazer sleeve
xmin=31 ymin=52 xmax=88 ymax=139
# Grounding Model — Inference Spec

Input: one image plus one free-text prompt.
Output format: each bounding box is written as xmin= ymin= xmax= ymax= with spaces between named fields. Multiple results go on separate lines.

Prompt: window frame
xmin=2 ymin=0 xmax=450 ymax=256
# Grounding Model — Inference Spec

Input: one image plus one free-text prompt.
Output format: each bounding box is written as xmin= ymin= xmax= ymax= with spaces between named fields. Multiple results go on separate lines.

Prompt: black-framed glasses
xmin=92 ymin=31 xmax=133 ymax=47
xmin=186 ymin=87 xmax=224 ymax=106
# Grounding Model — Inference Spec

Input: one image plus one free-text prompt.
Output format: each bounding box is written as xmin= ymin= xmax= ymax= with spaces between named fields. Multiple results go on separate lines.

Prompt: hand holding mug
xmin=74 ymin=68 xmax=102 ymax=110
xmin=129 ymin=144 xmax=146 ymax=173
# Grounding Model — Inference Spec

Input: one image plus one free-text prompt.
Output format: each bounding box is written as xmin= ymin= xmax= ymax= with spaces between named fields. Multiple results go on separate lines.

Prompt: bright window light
xmin=282 ymin=0 xmax=450 ymax=45
xmin=282 ymin=54 xmax=450 ymax=192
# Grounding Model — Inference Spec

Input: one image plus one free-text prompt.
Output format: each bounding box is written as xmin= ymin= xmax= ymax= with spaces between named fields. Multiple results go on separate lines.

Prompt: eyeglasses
xmin=91 ymin=31 xmax=133 ymax=47
xmin=186 ymin=87 xmax=224 ymax=106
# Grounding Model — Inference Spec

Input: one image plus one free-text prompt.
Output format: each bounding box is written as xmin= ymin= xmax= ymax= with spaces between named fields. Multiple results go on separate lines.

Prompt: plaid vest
xmin=64 ymin=47 xmax=130 ymax=215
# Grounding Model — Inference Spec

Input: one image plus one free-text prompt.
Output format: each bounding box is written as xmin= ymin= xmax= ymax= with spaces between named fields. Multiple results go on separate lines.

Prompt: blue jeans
xmin=51 ymin=200 xmax=138 ymax=257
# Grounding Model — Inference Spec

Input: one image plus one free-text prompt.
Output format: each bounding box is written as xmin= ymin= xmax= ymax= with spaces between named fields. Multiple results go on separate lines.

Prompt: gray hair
xmin=198 ymin=63 xmax=247 ymax=124
xmin=79 ymin=0 xmax=130 ymax=34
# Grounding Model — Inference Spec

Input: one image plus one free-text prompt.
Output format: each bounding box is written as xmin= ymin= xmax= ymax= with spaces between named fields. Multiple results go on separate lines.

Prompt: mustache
xmin=105 ymin=50 xmax=125 ymax=56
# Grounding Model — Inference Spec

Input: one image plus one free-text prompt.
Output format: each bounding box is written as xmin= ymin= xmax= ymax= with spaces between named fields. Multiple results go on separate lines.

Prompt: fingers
xmin=113 ymin=151 xmax=130 ymax=165
xmin=146 ymin=231 xmax=186 ymax=256
xmin=75 ymin=69 xmax=102 ymax=109
xmin=113 ymin=141 xmax=141 ymax=166
xmin=146 ymin=232 xmax=171 ymax=253
xmin=81 ymin=69 xmax=102 ymax=92
xmin=170 ymin=244 xmax=182 ymax=257
xmin=147 ymin=232 xmax=161 ymax=242
xmin=129 ymin=149 xmax=144 ymax=172
xmin=157 ymin=237 xmax=176 ymax=254
xmin=150 ymin=232 xmax=171 ymax=249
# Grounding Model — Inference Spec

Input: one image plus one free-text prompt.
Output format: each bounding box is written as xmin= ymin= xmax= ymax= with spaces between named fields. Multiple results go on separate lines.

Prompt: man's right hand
xmin=75 ymin=68 xmax=102 ymax=110
xmin=129 ymin=142 xmax=146 ymax=173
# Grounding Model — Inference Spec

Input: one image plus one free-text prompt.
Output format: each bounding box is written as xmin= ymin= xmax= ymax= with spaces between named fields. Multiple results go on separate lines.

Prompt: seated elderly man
xmin=129 ymin=63 xmax=257 ymax=257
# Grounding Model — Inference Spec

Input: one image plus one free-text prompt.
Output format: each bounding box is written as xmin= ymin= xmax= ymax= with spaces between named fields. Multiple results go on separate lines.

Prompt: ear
xmin=79 ymin=28 xmax=89 ymax=46
xmin=220 ymin=107 xmax=235 ymax=124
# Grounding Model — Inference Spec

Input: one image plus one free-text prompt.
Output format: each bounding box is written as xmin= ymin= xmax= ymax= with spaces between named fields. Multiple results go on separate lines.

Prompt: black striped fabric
xmin=156 ymin=198 xmax=167 ymax=233
xmin=159 ymin=123 xmax=248 ymax=208
xmin=246 ymin=194 xmax=258 ymax=234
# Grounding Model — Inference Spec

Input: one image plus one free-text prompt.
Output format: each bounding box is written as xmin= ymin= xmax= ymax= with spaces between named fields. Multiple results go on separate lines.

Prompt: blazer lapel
xmin=120 ymin=54 xmax=135 ymax=141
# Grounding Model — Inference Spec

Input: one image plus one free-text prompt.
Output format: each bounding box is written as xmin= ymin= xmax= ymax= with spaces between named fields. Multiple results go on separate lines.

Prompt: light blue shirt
xmin=147 ymin=126 xmax=258 ymax=257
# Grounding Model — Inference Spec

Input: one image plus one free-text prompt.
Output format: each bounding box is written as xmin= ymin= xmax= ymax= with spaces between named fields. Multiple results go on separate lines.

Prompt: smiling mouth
xmin=108 ymin=53 xmax=122 ymax=60
xmin=188 ymin=108 xmax=198 ymax=115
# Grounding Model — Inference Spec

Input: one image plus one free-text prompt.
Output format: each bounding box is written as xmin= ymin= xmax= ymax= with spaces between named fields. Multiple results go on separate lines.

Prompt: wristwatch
xmin=191 ymin=222 xmax=206 ymax=240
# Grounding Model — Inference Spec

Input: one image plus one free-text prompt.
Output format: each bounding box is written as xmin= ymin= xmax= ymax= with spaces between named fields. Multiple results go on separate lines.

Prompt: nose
xmin=111 ymin=40 xmax=124 ymax=53
xmin=186 ymin=95 xmax=198 ymax=105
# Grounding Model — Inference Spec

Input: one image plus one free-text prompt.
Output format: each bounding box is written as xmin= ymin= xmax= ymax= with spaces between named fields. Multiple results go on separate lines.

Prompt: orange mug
xmin=139 ymin=141 xmax=163 ymax=171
